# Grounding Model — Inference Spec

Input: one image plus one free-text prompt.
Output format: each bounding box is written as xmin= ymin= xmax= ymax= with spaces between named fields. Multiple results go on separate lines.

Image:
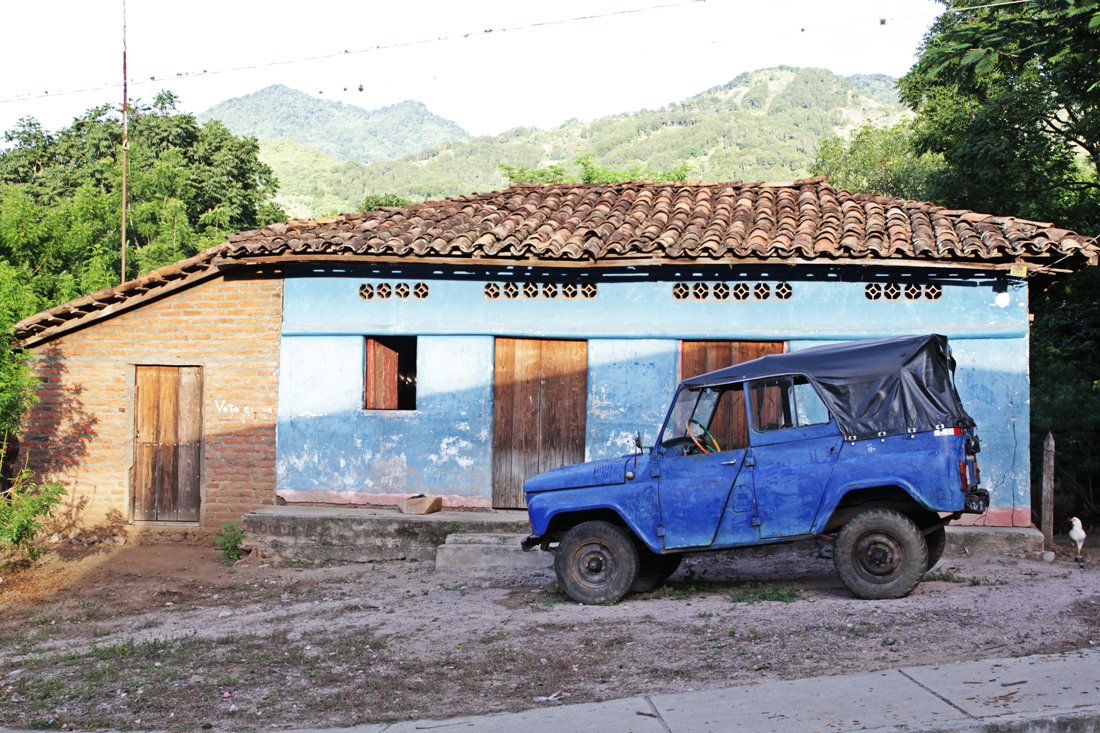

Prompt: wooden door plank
xmin=539 ymin=340 xmax=568 ymax=475
xmin=491 ymin=338 xmax=517 ymax=508
xmin=176 ymin=366 xmax=203 ymax=522
xmin=561 ymin=341 xmax=588 ymax=468
xmin=510 ymin=339 xmax=542 ymax=509
xmin=155 ymin=367 xmax=180 ymax=521
xmin=132 ymin=366 xmax=159 ymax=521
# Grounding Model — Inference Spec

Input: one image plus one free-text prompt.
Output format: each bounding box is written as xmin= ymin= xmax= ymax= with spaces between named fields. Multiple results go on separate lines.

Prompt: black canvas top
xmin=680 ymin=335 xmax=976 ymax=440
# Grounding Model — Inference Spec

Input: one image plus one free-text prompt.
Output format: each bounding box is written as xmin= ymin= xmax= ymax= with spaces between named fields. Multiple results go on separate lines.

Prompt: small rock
xmin=1043 ymin=551 xmax=1056 ymax=563
xmin=218 ymin=610 xmax=232 ymax=618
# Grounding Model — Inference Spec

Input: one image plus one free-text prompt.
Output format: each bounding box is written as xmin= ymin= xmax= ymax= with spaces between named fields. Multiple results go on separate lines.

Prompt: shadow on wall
xmin=21 ymin=347 xmax=98 ymax=481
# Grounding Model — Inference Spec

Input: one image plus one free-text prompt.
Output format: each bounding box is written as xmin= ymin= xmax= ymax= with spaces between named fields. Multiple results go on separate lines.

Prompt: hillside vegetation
xmin=198 ymin=85 xmax=470 ymax=164
xmin=247 ymin=67 xmax=906 ymax=217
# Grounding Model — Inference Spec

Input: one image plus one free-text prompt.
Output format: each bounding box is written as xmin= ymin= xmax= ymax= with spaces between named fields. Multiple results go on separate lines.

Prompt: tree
xmin=897 ymin=0 xmax=1100 ymax=232
xmin=811 ymin=122 xmax=944 ymax=199
xmin=0 ymin=92 xmax=285 ymax=293
xmin=360 ymin=193 xmax=413 ymax=211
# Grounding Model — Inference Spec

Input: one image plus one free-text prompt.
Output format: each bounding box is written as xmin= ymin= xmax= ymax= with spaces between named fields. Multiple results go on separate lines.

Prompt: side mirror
xmin=634 ymin=430 xmax=643 ymax=451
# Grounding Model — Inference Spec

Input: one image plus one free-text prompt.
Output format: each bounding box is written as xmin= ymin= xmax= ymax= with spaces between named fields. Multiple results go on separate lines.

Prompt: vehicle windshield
xmin=659 ymin=385 xmax=749 ymax=452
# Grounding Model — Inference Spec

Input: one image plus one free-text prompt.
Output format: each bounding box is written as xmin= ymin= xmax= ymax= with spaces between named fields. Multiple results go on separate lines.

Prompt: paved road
xmin=3 ymin=647 xmax=1096 ymax=733
xmin=273 ymin=647 xmax=1100 ymax=733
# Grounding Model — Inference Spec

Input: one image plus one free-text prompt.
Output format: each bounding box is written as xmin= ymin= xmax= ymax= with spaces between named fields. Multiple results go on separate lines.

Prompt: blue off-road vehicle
xmin=522 ymin=335 xmax=988 ymax=604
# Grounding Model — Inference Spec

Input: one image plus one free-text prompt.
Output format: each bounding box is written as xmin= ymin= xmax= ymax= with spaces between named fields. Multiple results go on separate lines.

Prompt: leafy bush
xmin=0 ymin=469 xmax=65 ymax=560
xmin=214 ymin=522 xmax=245 ymax=561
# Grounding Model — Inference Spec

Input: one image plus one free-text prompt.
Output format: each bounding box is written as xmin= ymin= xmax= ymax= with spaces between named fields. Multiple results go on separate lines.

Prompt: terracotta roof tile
xmin=14 ymin=177 xmax=1099 ymax=343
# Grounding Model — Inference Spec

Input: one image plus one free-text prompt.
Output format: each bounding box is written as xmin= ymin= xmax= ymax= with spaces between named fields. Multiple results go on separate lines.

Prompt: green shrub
xmin=214 ymin=522 xmax=245 ymax=561
xmin=0 ymin=469 xmax=65 ymax=560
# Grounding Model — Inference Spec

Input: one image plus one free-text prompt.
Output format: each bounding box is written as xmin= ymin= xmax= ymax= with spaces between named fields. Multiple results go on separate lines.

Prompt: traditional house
xmin=15 ymin=177 xmax=1097 ymax=533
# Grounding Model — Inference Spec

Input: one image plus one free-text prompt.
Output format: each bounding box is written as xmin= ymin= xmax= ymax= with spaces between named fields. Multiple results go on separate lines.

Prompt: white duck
xmin=1069 ymin=517 xmax=1087 ymax=568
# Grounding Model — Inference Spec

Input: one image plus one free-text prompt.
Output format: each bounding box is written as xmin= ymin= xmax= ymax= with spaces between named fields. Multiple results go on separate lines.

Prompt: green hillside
xmin=198 ymin=85 xmax=470 ymax=164
xmin=258 ymin=67 xmax=907 ymax=217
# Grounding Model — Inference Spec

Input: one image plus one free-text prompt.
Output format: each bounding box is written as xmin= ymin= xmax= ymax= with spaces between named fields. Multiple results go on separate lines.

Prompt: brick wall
xmin=20 ymin=273 xmax=283 ymax=531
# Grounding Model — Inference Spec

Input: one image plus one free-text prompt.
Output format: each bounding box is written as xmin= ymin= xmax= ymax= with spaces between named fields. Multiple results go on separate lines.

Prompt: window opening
xmin=365 ymin=336 xmax=417 ymax=410
xmin=749 ymin=375 xmax=830 ymax=432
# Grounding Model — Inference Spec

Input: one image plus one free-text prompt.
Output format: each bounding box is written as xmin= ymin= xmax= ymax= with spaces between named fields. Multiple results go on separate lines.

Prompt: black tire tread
xmin=833 ymin=508 xmax=928 ymax=600
xmin=554 ymin=521 xmax=639 ymax=605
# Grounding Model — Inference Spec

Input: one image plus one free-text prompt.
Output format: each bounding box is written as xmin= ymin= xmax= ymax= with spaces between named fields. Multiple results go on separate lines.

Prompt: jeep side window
xmin=659 ymin=384 xmax=749 ymax=452
xmin=749 ymin=376 xmax=830 ymax=432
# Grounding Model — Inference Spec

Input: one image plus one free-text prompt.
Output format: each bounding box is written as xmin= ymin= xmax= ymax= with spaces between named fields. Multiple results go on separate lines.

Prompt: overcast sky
xmin=0 ymin=0 xmax=944 ymax=141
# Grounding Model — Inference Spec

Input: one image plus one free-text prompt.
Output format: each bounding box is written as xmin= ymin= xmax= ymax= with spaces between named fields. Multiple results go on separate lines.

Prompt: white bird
xmin=1069 ymin=517 xmax=1087 ymax=568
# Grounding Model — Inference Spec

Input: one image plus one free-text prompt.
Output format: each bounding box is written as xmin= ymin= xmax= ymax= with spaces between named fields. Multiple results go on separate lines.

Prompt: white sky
xmin=0 ymin=0 xmax=944 ymax=141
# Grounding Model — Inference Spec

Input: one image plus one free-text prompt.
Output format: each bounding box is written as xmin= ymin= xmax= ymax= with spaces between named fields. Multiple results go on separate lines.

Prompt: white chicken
xmin=1069 ymin=517 xmax=1087 ymax=568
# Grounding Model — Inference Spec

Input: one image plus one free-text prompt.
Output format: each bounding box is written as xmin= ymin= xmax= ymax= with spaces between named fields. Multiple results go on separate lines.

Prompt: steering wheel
xmin=687 ymin=418 xmax=721 ymax=454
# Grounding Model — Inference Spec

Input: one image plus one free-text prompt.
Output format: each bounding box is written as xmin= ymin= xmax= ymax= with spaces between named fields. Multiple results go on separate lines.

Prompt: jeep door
xmin=653 ymin=384 xmax=759 ymax=550
xmin=747 ymin=375 xmax=842 ymax=538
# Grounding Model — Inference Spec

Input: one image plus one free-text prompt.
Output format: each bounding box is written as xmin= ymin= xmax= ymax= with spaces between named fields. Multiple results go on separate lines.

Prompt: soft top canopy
xmin=680 ymin=335 xmax=976 ymax=441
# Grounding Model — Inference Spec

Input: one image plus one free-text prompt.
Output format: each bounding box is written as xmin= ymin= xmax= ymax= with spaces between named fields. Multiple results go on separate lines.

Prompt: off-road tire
xmin=631 ymin=548 xmax=683 ymax=593
xmin=834 ymin=508 xmax=928 ymax=600
xmin=555 ymin=521 xmax=640 ymax=605
xmin=924 ymin=526 xmax=946 ymax=571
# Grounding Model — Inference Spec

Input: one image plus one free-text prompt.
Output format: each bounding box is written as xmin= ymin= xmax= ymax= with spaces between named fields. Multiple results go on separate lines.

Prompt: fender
xmin=525 ymin=478 xmax=663 ymax=554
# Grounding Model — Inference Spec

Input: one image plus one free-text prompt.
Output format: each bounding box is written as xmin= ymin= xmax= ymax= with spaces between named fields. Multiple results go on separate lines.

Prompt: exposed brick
xmin=21 ymin=275 xmax=282 ymax=529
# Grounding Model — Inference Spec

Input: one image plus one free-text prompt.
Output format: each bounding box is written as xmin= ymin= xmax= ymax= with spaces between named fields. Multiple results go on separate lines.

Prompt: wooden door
xmin=133 ymin=366 xmax=203 ymax=521
xmin=492 ymin=339 xmax=587 ymax=509
xmin=680 ymin=341 xmax=785 ymax=452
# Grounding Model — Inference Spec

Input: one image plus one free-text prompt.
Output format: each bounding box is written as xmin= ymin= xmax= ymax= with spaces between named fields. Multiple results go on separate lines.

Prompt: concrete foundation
xmin=241 ymin=506 xmax=1045 ymax=565
xmin=240 ymin=506 xmax=530 ymax=562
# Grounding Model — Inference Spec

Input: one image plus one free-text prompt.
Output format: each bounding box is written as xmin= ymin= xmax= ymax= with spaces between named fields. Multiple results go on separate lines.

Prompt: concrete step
xmin=240 ymin=506 xmax=531 ymax=563
xmin=436 ymin=533 xmax=554 ymax=569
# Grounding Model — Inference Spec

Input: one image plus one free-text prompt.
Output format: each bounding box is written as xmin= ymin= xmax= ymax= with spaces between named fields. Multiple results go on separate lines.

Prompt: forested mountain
xmin=255 ymin=67 xmax=906 ymax=217
xmin=198 ymin=85 xmax=471 ymax=164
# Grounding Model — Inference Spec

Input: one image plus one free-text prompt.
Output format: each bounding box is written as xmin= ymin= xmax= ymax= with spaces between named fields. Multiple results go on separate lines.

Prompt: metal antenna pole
xmin=120 ymin=0 xmax=129 ymax=285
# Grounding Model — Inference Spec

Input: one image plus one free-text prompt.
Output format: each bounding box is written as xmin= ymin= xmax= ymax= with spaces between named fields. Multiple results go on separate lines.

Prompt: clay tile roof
xmin=13 ymin=177 xmax=1098 ymax=344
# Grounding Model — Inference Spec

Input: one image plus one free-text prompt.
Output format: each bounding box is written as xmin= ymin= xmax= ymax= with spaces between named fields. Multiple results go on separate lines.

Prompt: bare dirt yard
xmin=1 ymin=538 xmax=1097 ymax=732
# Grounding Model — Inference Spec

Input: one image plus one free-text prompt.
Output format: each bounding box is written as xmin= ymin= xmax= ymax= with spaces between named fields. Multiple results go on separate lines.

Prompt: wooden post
xmin=1042 ymin=431 xmax=1055 ymax=551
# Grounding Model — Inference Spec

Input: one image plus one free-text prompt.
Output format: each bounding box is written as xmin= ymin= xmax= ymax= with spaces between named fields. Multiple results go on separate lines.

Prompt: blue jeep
xmin=522 ymin=335 xmax=988 ymax=604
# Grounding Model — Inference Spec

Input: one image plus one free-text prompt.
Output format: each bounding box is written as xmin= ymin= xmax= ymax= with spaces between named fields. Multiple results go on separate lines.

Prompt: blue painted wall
xmin=585 ymin=340 xmax=679 ymax=463
xmin=277 ymin=335 xmax=494 ymax=499
xmin=275 ymin=265 xmax=1030 ymax=519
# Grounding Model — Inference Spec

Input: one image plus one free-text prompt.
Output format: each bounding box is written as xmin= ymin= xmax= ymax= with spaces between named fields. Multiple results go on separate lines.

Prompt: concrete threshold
xmin=240 ymin=505 xmax=530 ymax=563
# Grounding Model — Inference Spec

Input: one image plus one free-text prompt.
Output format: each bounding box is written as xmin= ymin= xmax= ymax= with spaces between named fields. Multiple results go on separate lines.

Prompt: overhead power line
xmin=1 ymin=0 xmax=1040 ymax=107
xmin=0 ymin=0 xmax=707 ymax=105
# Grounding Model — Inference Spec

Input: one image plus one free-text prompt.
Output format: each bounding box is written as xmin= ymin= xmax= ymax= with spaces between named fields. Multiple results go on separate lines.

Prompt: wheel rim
xmin=570 ymin=540 xmax=620 ymax=592
xmin=850 ymin=530 xmax=906 ymax=584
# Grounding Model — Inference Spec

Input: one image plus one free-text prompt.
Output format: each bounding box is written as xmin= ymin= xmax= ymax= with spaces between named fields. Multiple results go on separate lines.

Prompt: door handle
xmin=721 ymin=460 xmax=739 ymax=465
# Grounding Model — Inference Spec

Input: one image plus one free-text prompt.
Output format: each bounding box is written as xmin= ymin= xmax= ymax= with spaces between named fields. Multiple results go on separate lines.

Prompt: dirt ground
xmin=0 ymin=537 xmax=1097 ymax=732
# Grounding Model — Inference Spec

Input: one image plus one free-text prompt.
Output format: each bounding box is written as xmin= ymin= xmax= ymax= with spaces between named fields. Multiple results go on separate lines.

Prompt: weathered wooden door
xmin=680 ymin=341 xmax=785 ymax=451
xmin=492 ymin=339 xmax=587 ymax=509
xmin=132 ymin=366 xmax=203 ymax=522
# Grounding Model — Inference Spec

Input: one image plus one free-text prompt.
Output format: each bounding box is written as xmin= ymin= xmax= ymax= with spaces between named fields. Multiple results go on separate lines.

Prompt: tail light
xmin=958 ymin=461 xmax=969 ymax=492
